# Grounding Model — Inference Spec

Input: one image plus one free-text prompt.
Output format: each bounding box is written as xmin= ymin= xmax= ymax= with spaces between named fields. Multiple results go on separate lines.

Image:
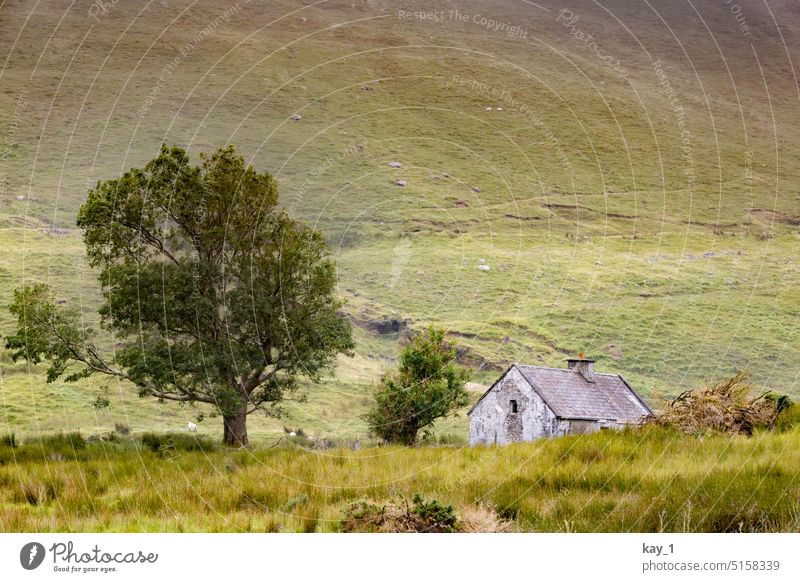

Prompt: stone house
xmin=468 ymin=357 xmax=651 ymax=446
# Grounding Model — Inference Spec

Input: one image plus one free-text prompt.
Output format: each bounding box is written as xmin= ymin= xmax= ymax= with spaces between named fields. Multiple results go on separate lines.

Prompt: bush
xmin=341 ymin=494 xmax=459 ymax=533
xmin=366 ymin=327 xmax=470 ymax=445
xmin=410 ymin=494 xmax=458 ymax=532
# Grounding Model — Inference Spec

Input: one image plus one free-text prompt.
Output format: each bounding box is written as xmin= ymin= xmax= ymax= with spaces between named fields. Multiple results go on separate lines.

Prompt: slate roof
xmin=469 ymin=364 xmax=651 ymax=421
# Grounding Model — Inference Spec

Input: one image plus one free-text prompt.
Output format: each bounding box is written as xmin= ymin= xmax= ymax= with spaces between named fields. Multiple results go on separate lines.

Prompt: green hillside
xmin=1 ymin=0 xmax=798 ymax=442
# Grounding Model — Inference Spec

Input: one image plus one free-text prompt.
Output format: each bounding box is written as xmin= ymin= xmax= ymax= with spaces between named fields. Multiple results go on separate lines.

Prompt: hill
xmin=0 ymin=0 xmax=798 ymax=441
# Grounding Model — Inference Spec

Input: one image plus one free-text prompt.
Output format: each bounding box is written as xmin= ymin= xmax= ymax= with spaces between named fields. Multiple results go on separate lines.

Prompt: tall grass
xmin=0 ymin=426 xmax=798 ymax=532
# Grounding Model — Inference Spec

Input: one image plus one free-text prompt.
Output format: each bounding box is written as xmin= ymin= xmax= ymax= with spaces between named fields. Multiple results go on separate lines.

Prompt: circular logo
xmin=20 ymin=542 xmax=46 ymax=570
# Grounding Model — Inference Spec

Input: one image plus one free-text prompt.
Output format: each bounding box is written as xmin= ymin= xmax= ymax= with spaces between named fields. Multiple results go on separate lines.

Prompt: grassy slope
xmin=0 ymin=0 xmax=798 ymax=442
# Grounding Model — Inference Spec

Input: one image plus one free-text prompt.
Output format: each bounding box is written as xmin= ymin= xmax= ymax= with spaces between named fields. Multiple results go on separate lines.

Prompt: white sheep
xmin=187 ymin=422 xmax=198 ymax=433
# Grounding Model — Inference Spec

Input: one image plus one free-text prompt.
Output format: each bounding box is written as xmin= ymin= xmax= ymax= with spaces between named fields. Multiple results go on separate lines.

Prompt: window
xmin=510 ymin=399 xmax=518 ymax=413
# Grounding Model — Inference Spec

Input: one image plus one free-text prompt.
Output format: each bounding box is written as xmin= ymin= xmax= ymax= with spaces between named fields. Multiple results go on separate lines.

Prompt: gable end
xmin=467 ymin=365 xmax=515 ymax=416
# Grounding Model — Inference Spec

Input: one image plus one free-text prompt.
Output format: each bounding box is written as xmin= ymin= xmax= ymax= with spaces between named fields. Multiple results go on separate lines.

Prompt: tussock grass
xmin=0 ymin=427 xmax=798 ymax=532
xmin=139 ymin=432 xmax=217 ymax=455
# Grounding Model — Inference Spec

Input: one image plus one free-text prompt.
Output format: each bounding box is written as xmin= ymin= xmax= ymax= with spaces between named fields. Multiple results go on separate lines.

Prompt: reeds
xmin=0 ymin=423 xmax=798 ymax=532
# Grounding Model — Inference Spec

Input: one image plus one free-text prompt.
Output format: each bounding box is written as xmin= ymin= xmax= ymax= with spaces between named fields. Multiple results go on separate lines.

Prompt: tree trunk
xmin=223 ymin=407 xmax=248 ymax=447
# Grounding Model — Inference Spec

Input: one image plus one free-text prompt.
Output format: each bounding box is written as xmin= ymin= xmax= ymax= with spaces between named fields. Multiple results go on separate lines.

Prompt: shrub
xmin=410 ymin=494 xmax=458 ymax=532
xmin=366 ymin=327 xmax=470 ymax=445
xmin=341 ymin=494 xmax=459 ymax=533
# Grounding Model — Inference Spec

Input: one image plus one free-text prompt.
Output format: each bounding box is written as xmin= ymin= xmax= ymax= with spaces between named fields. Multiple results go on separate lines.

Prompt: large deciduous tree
xmin=5 ymin=145 xmax=354 ymax=446
xmin=366 ymin=327 xmax=469 ymax=445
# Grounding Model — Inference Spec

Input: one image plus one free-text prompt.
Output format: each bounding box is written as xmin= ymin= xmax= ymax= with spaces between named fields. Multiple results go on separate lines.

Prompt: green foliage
xmin=765 ymin=393 xmax=793 ymax=416
xmin=341 ymin=494 xmax=459 ymax=533
xmin=341 ymin=500 xmax=386 ymax=532
xmin=366 ymin=326 xmax=469 ymax=445
xmin=410 ymin=494 xmax=459 ymax=532
xmin=92 ymin=387 xmax=111 ymax=410
xmin=5 ymin=284 xmax=102 ymax=383
xmin=774 ymin=404 xmax=800 ymax=432
xmin=5 ymin=145 xmax=354 ymax=446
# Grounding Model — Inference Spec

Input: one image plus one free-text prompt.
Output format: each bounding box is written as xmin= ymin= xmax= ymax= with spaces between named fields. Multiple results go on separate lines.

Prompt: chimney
xmin=567 ymin=352 xmax=596 ymax=383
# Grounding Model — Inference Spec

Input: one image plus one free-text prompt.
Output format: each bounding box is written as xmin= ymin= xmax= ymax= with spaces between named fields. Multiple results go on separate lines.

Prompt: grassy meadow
xmin=1 ymin=423 xmax=799 ymax=532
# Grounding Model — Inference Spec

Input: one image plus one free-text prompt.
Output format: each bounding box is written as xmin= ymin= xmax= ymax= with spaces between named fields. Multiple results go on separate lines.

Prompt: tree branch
xmin=47 ymin=314 xmax=217 ymax=405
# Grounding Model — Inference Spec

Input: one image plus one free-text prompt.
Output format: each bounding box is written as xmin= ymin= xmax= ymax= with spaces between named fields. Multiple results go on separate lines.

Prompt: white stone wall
xmin=566 ymin=419 xmax=626 ymax=434
xmin=469 ymin=366 xmax=561 ymax=446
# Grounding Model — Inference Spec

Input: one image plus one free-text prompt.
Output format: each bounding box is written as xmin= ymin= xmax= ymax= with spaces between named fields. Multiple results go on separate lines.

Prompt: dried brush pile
xmin=341 ymin=494 xmax=511 ymax=533
xmin=645 ymin=371 xmax=792 ymax=436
